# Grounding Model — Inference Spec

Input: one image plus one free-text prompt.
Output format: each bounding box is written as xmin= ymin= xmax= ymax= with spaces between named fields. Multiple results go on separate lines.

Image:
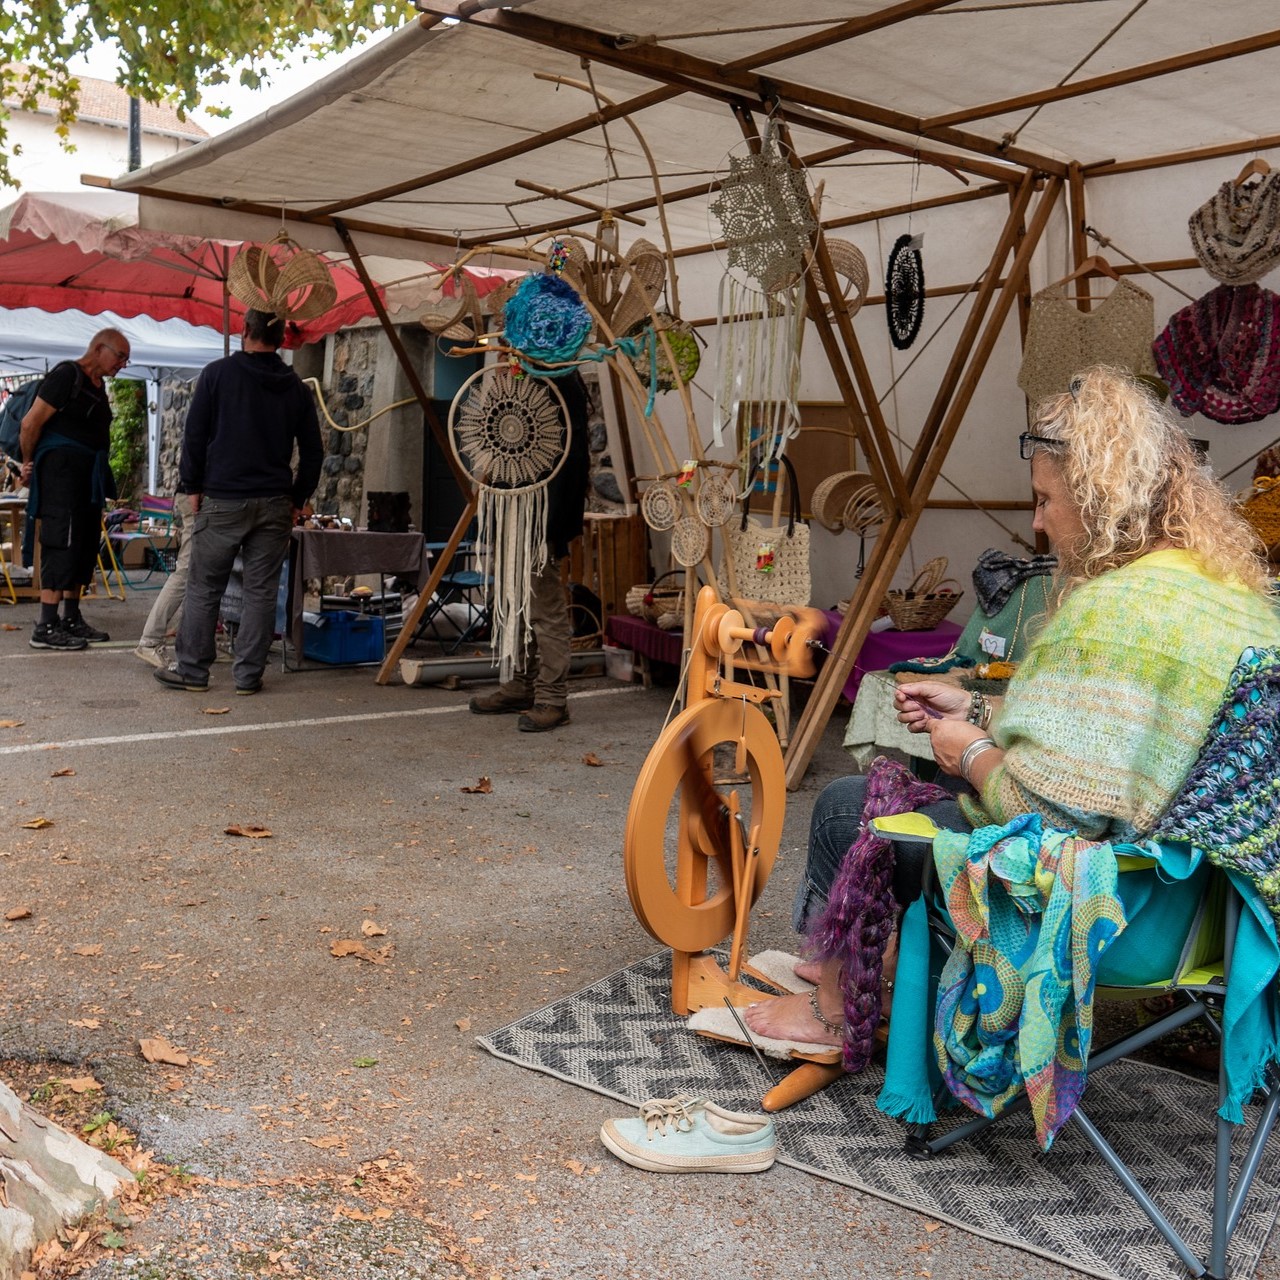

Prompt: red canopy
xmin=0 ymin=191 xmax=380 ymax=345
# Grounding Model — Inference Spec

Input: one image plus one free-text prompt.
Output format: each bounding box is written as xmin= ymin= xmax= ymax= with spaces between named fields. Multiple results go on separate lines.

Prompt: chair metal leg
xmin=1227 ymin=1073 xmax=1280 ymax=1238
xmin=1070 ymin=1106 xmax=1206 ymax=1277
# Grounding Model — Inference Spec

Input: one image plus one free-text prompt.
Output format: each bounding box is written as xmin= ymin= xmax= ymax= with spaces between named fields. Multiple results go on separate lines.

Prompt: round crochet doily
xmin=448 ymin=366 xmax=569 ymax=492
xmin=885 ymin=234 xmax=925 ymax=351
xmin=671 ymin=515 xmax=710 ymax=568
xmin=709 ymin=126 xmax=817 ymax=295
xmin=641 ymin=479 xmax=681 ymax=532
xmin=695 ymin=471 xmax=737 ymax=528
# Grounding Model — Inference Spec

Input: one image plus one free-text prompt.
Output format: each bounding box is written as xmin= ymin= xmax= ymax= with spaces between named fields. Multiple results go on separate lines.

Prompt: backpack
xmin=0 ymin=362 xmax=84 ymax=461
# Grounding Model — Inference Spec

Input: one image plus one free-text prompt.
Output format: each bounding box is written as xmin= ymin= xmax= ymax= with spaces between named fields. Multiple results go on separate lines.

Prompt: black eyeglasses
xmin=1018 ymin=432 xmax=1064 ymax=461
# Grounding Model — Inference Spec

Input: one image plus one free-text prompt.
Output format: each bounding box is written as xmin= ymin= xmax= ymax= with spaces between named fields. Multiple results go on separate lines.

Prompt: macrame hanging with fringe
xmin=448 ymin=366 xmax=570 ymax=682
xmin=707 ymin=120 xmax=816 ymax=466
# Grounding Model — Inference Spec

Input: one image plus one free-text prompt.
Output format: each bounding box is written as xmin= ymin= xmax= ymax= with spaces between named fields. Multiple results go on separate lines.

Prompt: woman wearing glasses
xmin=745 ymin=365 xmax=1279 ymax=1055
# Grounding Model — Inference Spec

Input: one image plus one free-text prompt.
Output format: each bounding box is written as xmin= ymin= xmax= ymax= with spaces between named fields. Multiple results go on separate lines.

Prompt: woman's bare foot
xmin=793 ymin=959 xmax=822 ymax=986
xmin=743 ymin=991 xmax=842 ymax=1046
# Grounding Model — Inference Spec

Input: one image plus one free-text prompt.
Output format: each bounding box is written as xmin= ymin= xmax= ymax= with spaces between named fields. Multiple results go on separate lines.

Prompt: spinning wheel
xmin=623 ymin=587 xmax=825 ymax=1017
xmin=625 ymin=696 xmax=783 ymax=953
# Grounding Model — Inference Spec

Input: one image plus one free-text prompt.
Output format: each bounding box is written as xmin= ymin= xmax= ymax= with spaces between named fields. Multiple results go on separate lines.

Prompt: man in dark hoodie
xmin=154 ymin=309 xmax=321 ymax=695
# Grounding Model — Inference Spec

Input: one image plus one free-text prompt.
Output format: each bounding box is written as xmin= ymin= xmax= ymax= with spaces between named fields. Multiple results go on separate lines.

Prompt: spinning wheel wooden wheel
xmin=624 ymin=696 xmax=783 ymax=957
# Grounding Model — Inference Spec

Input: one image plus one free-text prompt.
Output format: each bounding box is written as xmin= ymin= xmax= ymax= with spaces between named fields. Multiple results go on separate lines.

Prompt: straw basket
xmin=625 ymin=569 xmax=685 ymax=627
xmin=227 ymin=234 xmax=338 ymax=321
xmin=1240 ymin=477 xmax=1280 ymax=551
xmin=811 ymin=470 xmax=874 ymax=532
xmin=882 ymin=557 xmax=964 ymax=631
xmin=569 ymin=599 xmax=604 ymax=652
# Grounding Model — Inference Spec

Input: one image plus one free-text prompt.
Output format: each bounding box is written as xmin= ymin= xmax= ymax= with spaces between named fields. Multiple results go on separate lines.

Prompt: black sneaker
xmin=153 ymin=667 xmax=209 ymax=692
xmin=30 ymin=621 xmax=88 ymax=651
xmin=60 ymin=617 xmax=110 ymax=643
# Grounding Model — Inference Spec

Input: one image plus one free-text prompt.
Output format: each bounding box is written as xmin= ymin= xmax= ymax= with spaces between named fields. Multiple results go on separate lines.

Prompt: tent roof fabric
xmin=111 ymin=3 xmax=1280 ymax=260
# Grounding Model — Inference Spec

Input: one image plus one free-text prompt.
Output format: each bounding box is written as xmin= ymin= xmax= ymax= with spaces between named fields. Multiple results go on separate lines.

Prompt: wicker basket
xmin=569 ymin=600 xmax=604 ymax=652
xmin=625 ymin=569 xmax=685 ymax=626
xmin=1240 ymin=476 xmax=1280 ymax=550
xmin=810 ymin=470 xmax=874 ymax=532
xmin=882 ymin=557 xmax=964 ymax=631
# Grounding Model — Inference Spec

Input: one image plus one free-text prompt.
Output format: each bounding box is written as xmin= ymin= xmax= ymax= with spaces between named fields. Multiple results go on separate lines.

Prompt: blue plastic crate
xmin=302 ymin=610 xmax=383 ymax=664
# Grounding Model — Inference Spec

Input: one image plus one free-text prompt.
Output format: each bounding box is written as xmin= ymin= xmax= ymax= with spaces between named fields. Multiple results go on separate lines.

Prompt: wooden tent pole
xmin=1009 ymin=184 xmax=1033 ymax=343
xmin=1068 ymin=163 xmax=1092 ymax=313
xmin=375 ymin=492 xmax=479 ymax=685
xmin=777 ymin=119 xmax=910 ymax=515
xmin=905 ymin=172 xmax=1036 ymax=493
xmin=783 ymin=175 xmax=1063 ymax=787
xmin=331 ymin=218 xmax=473 ymax=498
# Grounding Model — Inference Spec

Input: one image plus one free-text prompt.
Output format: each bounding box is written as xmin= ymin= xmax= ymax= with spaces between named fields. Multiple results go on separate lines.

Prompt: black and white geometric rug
xmin=478 ymin=951 xmax=1280 ymax=1280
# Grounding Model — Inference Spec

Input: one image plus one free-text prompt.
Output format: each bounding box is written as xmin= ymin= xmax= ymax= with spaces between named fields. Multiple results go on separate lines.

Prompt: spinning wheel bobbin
xmin=715 ymin=608 xmax=796 ymax=664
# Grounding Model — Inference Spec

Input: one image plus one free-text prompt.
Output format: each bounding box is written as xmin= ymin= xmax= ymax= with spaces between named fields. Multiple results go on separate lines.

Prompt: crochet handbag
xmin=718 ymin=454 xmax=811 ymax=607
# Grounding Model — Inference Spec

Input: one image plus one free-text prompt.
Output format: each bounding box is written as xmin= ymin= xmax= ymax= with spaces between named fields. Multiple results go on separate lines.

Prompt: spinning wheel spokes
xmin=623 ymin=697 xmax=783 ymax=957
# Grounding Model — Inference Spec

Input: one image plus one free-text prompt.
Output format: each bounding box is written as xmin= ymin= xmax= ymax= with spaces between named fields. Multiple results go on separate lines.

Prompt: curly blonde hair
xmin=1031 ymin=366 xmax=1270 ymax=593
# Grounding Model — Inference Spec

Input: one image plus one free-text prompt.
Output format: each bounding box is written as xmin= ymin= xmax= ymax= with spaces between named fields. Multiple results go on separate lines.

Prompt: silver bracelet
xmin=959 ymin=736 xmax=997 ymax=784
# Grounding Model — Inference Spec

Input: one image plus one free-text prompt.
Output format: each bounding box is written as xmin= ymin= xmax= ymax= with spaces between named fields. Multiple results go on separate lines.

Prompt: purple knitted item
xmin=806 ymin=756 xmax=950 ymax=1073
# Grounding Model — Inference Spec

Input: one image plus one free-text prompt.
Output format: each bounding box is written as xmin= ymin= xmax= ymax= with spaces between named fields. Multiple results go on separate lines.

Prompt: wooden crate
xmin=568 ymin=513 xmax=650 ymax=620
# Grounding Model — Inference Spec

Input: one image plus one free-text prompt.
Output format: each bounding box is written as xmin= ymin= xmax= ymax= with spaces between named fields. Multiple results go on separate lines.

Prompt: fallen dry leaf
xmin=202 ymin=707 xmax=230 ymax=716
xmin=71 ymin=943 xmax=103 ymax=957
xmin=303 ymin=1135 xmax=346 ymax=1149
xmin=50 ymin=768 xmax=75 ymax=778
xmin=581 ymin=752 xmax=604 ymax=767
xmin=224 ymin=824 xmax=273 ymax=838
xmin=329 ymin=939 xmax=389 ymax=965
xmin=924 ymin=1222 xmax=941 ymax=1233
xmin=455 ymin=1017 xmax=472 ymax=1032
xmin=0 ymin=719 xmax=24 ymax=729
xmin=21 ymin=817 xmax=53 ymax=830
xmin=565 ymin=1159 xmax=586 ymax=1176
xmin=139 ymin=1036 xmax=190 ymax=1067
xmin=1 ymin=623 xmax=18 ymax=631
xmin=515 ymin=1172 xmax=537 ymax=1183
xmin=459 ymin=776 xmax=492 ymax=794
xmin=4 ymin=906 xmax=31 ymax=921
xmin=67 ymin=1018 xmax=101 ymax=1030
xmin=360 ymin=919 xmax=386 ymax=938
xmin=58 ymin=1076 xmax=102 ymax=1094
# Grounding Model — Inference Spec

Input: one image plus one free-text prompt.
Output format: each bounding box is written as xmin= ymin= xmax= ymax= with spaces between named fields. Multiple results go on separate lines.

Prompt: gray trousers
xmin=174 ymin=495 xmax=292 ymax=687
xmin=139 ymin=492 xmax=196 ymax=646
xmin=499 ymin=557 xmax=571 ymax=707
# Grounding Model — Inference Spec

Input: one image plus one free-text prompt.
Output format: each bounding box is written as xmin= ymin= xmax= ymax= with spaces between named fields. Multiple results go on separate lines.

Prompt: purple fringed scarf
xmin=806 ymin=756 xmax=950 ymax=1073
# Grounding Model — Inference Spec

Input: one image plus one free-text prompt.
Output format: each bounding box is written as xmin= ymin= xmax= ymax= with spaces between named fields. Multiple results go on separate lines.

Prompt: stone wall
xmin=156 ymin=333 xmax=630 ymax=525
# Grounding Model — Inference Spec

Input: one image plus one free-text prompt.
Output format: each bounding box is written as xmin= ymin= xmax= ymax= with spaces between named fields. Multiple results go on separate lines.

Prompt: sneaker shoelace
xmin=639 ymin=1094 xmax=706 ymax=1139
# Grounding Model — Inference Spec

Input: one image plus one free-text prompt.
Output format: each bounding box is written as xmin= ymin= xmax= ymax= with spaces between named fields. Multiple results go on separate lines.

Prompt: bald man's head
xmin=82 ymin=329 xmax=131 ymax=381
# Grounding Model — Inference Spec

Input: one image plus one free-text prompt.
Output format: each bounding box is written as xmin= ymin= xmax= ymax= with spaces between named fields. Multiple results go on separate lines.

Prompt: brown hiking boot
xmin=469 ymin=688 xmax=535 ymax=715
xmin=517 ymin=703 xmax=569 ymax=733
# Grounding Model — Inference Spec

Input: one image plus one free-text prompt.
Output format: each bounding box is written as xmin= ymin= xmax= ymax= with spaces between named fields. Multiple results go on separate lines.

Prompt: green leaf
xmin=353 ymin=1056 xmax=378 ymax=1068
xmin=102 ymin=1230 xmax=127 ymax=1249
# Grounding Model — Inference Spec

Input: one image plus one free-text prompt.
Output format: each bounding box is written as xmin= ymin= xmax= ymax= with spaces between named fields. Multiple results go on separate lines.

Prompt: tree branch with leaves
xmin=0 ymin=1 xmax=409 ymax=189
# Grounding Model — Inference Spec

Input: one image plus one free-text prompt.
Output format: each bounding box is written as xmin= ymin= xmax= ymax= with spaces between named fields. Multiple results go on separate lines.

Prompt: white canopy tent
xmin=103 ymin=1 xmax=1280 ymax=776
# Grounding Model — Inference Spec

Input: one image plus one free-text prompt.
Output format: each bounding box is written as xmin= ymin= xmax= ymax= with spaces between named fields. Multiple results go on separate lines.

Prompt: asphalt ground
xmin=0 ymin=588 xmax=1273 ymax=1280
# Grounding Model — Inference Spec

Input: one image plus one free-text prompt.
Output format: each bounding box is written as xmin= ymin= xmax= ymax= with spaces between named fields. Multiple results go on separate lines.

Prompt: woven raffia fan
xmin=227 ymin=232 xmax=338 ymax=321
xmin=420 ymin=270 xmax=485 ymax=340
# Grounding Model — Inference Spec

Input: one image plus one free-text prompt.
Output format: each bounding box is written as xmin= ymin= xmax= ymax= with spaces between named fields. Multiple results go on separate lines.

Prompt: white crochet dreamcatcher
xmin=708 ymin=121 xmax=816 ymax=473
xmin=449 ymin=366 xmax=570 ymax=681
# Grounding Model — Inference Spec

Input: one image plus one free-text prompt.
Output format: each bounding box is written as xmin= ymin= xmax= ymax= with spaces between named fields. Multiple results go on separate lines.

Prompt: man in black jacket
xmin=468 ymin=369 xmax=590 ymax=732
xmin=154 ymin=310 xmax=321 ymax=695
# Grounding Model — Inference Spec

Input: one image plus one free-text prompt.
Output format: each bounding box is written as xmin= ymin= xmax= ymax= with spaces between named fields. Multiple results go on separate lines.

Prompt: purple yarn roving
xmin=806 ymin=756 xmax=949 ymax=1073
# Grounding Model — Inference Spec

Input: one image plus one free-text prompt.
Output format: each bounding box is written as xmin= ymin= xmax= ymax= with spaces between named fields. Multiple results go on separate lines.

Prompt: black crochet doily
xmin=886 ymin=233 xmax=925 ymax=350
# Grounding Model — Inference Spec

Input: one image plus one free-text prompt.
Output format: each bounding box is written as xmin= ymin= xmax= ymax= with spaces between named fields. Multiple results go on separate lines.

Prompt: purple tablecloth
xmin=606 ymin=612 xmax=962 ymax=701
xmin=822 ymin=610 xmax=962 ymax=702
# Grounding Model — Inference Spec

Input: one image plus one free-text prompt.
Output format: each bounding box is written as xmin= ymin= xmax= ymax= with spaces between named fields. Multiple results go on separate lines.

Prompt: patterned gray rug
xmin=478 ymin=950 xmax=1280 ymax=1280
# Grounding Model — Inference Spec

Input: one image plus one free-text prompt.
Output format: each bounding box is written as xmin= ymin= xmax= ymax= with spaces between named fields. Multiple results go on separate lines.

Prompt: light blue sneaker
xmin=599 ymin=1095 xmax=776 ymax=1173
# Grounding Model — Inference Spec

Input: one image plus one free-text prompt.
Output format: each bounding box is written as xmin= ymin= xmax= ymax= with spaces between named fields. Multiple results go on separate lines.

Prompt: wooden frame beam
xmin=783 ymin=175 xmax=1062 ymax=787
xmin=417 ymin=4 xmax=1068 ymax=176
xmin=925 ymin=29 xmax=1280 ymax=130
xmin=1084 ymin=133 xmax=1280 ymax=178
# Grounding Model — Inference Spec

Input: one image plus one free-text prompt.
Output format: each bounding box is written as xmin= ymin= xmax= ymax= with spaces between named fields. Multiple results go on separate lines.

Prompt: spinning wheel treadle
xmin=624 ymin=697 xmax=783 ymax=953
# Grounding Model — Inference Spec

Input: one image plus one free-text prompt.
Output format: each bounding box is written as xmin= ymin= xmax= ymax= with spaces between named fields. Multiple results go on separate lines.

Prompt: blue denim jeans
xmin=792 ymin=774 xmax=970 ymax=934
xmin=175 ymin=495 xmax=292 ymax=688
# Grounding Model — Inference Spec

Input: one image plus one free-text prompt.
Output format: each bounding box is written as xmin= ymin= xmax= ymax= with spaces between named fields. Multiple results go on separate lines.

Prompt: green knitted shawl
xmin=963 ymin=550 xmax=1280 ymax=840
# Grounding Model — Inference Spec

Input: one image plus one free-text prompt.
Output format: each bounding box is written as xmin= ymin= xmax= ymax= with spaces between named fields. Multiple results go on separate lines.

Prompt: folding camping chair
xmin=415 ymin=538 xmax=492 ymax=653
xmin=876 ymin=646 xmax=1280 ymax=1280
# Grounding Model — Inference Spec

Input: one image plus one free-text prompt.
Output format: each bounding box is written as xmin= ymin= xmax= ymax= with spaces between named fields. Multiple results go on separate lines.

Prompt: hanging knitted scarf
xmin=1153 ymin=283 xmax=1280 ymax=425
xmin=971 ymin=549 xmax=1058 ymax=616
xmin=1189 ymin=174 xmax=1280 ymax=286
xmin=805 ymin=756 xmax=950 ymax=1073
